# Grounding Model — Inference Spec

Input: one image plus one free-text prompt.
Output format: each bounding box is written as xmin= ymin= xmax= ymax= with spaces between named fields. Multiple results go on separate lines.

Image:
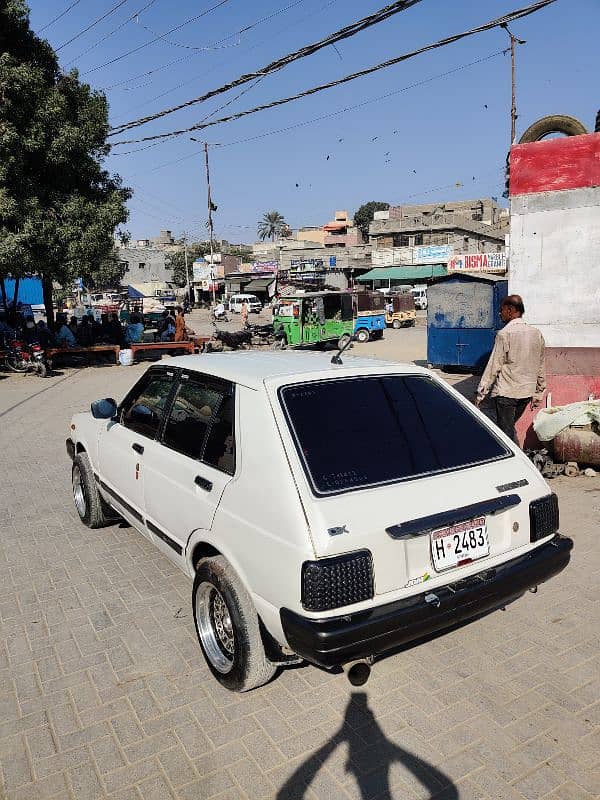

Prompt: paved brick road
xmin=0 ymin=351 xmax=599 ymax=800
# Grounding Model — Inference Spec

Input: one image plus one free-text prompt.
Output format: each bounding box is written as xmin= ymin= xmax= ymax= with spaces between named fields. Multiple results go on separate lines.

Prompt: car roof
xmin=163 ymin=351 xmax=426 ymax=390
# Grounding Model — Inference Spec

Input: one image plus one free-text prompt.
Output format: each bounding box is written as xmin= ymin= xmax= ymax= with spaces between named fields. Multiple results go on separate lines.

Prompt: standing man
xmin=240 ymin=300 xmax=249 ymax=328
xmin=476 ymin=294 xmax=545 ymax=443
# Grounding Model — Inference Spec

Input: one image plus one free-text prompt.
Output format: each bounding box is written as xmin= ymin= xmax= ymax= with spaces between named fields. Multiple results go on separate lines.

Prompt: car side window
xmin=161 ymin=377 xmax=223 ymax=462
xmin=203 ymin=391 xmax=235 ymax=475
xmin=121 ymin=375 xmax=174 ymax=439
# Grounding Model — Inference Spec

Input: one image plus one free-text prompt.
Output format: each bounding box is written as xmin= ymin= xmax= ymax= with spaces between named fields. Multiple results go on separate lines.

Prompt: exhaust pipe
xmin=343 ymin=658 xmax=372 ymax=686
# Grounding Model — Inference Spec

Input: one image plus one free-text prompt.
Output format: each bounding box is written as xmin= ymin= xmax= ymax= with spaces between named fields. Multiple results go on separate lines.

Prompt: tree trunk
xmin=0 ymin=277 xmax=7 ymax=314
xmin=42 ymin=274 xmax=55 ymax=327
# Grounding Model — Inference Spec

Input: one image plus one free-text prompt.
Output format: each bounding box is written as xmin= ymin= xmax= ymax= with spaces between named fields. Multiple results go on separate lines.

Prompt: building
xmin=508 ymin=130 xmax=600 ymax=446
xmin=150 ymin=230 xmax=176 ymax=250
xmin=322 ymin=210 xmax=363 ymax=247
xmin=363 ymin=198 xmax=508 ymax=288
xmin=116 ymin=245 xmax=172 ymax=285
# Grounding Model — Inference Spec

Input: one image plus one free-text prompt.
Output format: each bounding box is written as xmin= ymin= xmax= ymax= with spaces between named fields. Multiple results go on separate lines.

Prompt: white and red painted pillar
xmin=508 ymin=132 xmax=600 ymax=446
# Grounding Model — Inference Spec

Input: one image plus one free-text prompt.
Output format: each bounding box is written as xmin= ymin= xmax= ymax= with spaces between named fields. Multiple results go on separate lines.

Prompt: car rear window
xmin=279 ymin=375 xmax=510 ymax=495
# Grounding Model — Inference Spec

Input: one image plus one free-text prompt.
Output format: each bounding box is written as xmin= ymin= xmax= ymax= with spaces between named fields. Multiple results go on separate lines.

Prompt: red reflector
xmin=457 ymin=558 xmax=472 ymax=567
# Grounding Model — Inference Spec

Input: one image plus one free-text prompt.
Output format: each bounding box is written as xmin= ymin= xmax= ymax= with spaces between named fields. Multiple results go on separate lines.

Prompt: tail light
xmin=301 ymin=550 xmax=374 ymax=612
xmin=529 ymin=494 xmax=559 ymax=542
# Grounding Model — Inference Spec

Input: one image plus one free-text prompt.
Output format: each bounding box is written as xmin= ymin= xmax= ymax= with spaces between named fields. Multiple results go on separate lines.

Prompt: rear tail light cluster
xmin=529 ymin=494 xmax=559 ymax=542
xmin=301 ymin=550 xmax=374 ymax=612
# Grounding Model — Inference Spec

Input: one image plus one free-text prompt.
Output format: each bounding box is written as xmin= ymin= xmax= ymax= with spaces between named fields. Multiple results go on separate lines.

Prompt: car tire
xmin=193 ymin=556 xmax=276 ymax=692
xmin=72 ymin=453 xmax=116 ymax=529
xmin=355 ymin=329 xmax=369 ymax=344
xmin=392 ymin=319 xmax=401 ymax=329
xmin=337 ymin=334 xmax=351 ymax=350
xmin=519 ymin=114 xmax=587 ymax=143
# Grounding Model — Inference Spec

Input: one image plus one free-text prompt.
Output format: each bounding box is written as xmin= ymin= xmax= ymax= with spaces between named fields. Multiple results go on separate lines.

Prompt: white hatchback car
xmin=67 ymin=352 xmax=572 ymax=691
xmin=228 ymin=294 xmax=262 ymax=314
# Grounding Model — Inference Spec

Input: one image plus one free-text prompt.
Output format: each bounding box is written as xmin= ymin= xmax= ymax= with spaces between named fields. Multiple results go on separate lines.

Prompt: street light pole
xmin=183 ymin=232 xmax=192 ymax=307
xmin=502 ymin=23 xmax=526 ymax=145
xmin=204 ymin=142 xmax=216 ymax=305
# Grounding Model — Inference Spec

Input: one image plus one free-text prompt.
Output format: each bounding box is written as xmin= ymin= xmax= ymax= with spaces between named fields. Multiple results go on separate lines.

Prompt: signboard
xmin=448 ymin=252 xmax=507 ymax=273
xmin=251 ymin=261 xmax=278 ymax=273
xmin=290 ymin=258 xmax=324 ymax=272
xmin=192 ymin=261 xmax=210 ymax=281
xmin=413 ymin=245 xmax=452 ymax=264
xmin=329 ymin=256 xmax=337 ymax=267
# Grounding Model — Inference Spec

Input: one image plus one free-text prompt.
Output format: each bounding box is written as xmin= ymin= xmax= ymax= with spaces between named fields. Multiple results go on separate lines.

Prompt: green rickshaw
xmin=272 ymin=292 xmax=354 ymax=349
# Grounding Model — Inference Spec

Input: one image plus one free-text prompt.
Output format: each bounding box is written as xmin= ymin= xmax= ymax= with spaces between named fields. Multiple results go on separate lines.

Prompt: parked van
xmin=411 ymin=285 xmax=428 ymax=310
xmin=228 ymin=294 xmax=262 ymax=314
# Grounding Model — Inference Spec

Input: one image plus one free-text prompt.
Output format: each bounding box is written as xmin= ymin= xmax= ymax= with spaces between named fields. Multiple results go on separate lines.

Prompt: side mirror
xmin=91 ymin=398 xmax=118 ymax=419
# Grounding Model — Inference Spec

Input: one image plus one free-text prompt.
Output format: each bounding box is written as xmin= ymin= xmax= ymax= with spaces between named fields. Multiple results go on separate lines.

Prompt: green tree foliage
xmin=166 ymin=240 xmax=219 ymax=287
xmin=257 ymin=211 xmax=287 ymax=242
xmin=354 ymin=201 xmax=390 ymax=238
xmin=0 ymin=0 xmax=130 ymax=321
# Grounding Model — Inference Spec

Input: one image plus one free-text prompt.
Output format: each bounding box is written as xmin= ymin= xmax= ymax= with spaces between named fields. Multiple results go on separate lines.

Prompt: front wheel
xmin=337 ymin=334 xmax=351 ymax=350
xmin=355 ymin=329 xmax=369 ymax=344
xmin=193 ymin=556 xmax=276 ymax=691
xmin=35 ymin=361 xmax=47 ymax=378
xmin=72 ymin=453 xmax=117 ymax=528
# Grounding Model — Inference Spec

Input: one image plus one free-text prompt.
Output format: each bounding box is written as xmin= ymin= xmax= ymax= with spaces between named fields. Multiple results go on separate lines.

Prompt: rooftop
xmin=165 ymin=351 xmax=422 ymax=390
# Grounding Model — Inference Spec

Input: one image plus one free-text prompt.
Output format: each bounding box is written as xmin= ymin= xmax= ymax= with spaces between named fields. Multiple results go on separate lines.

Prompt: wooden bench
xmin=128 ymin=340 xmax=195 ymax=361
xmin=46 ymin=345 xmax=120 ymax=369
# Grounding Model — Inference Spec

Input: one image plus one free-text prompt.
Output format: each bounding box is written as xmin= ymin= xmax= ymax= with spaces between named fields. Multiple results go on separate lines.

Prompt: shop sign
xmin=448 ymin=252 xmax=507 ymax=273
xmin=413 ymin=245 xmax=452 ymax=264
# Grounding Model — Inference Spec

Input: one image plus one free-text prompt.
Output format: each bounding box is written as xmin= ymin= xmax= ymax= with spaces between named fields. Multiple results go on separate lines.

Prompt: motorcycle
xmin=212 ymin=309 xmax=230 ymax=323
xmin=5 ymin=339 xmax=48 ymax=377
xmin=245 ymin=321 xmax=275 ymax=347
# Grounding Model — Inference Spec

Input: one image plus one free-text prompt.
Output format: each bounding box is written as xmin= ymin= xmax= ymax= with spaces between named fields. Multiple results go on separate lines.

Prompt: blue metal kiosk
xmin=427 ymin=273 xmax=509 ymax=371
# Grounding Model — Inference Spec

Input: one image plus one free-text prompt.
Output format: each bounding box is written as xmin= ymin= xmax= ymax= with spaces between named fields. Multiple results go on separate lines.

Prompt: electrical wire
xmin=38 ymin=0 xmax=83 ymax=33
xmin=82 ymin=0 xmax=232 ymax=75
xmin=111 ymin=0 xmax=556 ymax=144
xmin=109 ymin=0 xmax=425 ymax=135
xmin=56 ymin=0 xmax=132 ymax=52
xmin=136 ymin=0 xmax=306 ymax=52
xmin=99 ymin=0 xmax=337 ymax=92
xmin=63 ymin=0 xmax=160 ymax=66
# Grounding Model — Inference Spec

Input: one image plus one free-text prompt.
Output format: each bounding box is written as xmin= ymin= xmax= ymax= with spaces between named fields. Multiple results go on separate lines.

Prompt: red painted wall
xmin=510 ymin=133 xmax=600 ymax=196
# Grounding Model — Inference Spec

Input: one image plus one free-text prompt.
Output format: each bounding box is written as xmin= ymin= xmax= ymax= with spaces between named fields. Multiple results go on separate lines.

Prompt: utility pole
xmin=502 ymin=23 xmax=526 ymax=145
xmin=183 ymin=232 xmax=192 ymax=307
xmin=204 ymin=142 xmax=216 ymax=305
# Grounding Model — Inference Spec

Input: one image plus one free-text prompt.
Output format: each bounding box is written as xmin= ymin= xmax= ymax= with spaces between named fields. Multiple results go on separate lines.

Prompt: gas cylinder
xmin=553 ymin=426 xmax=600 ymax=466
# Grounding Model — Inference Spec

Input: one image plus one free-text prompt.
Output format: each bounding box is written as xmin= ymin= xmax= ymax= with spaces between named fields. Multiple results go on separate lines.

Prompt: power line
xmin=82 ymin=0 xmax=233 ymax=75
xmin=135 ymin=0 xmax=306 ymax=52
xmin=38 ymin=0 xmax=84 ymax=33
xmin=111 ymin=0 xmax=556 ymax=144
xmin=99 ymin=0 xmax=337 ymax=93
xmin=56 ymin=0 xmax=132 ymax=52
xmin=109 ymin=0 xmax=425 ymax=135
xmin=63 ymin=0 xmax=160 ymax=66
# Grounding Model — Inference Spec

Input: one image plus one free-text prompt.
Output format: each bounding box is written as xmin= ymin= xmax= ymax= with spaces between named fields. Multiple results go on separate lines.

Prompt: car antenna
xmin=331 ymin=335 xmax=355 ymax=365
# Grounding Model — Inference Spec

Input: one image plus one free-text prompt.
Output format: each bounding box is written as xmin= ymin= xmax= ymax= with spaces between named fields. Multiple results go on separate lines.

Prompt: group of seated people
xmin=0 ymin=306 xmax=193 ymax=352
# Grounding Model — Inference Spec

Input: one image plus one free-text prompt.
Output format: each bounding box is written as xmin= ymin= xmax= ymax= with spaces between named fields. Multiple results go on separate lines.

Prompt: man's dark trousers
xmin=494 ymin=396 xmax=530 ymax=443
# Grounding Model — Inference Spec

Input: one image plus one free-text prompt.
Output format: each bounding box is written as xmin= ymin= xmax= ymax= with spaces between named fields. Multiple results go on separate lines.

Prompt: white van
xmin=411 ymin=285 xmax=428 ymax=310
xmin=228 ymin=293 xmax=262 ymax=314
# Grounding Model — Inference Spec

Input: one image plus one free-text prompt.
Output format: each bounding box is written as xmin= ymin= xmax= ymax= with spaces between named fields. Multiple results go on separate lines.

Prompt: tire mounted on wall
xmin=519 ymin=115 xmax=587 ymax=144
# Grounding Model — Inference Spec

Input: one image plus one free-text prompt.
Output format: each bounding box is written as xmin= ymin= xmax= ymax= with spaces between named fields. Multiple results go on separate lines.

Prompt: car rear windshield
xmin=279 ymin=375 xmax=510 ymax=495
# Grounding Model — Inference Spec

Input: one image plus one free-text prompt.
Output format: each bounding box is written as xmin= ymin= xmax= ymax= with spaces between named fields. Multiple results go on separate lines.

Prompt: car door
xmin=97 ymin=368 xmax=177 ymax=529
xmin=142 ymin=371 xmax=237 ymax=564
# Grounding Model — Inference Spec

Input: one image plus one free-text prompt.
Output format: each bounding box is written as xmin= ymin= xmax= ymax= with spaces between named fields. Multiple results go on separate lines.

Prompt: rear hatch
xmin=269 ymin=370 xmax=550 ymax=601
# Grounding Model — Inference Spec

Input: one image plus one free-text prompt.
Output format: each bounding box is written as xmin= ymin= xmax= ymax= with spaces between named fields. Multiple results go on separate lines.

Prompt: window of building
xmin=138 ymin=262 xmax=146 ymax=269
xmin=413 ymin=234 xmax=423 ymax=246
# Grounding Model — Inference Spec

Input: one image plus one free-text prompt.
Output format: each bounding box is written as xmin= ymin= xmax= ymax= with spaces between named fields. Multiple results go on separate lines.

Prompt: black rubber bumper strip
xmin=98 ymin=480 xmax=144 ymax=524
xmin=147 ymin=520 xmax=182 ymax=555
xmin=386 ymin=493 xmax=521 ymax=539
xmin=280 ymin=535 xmax=573 ymax=669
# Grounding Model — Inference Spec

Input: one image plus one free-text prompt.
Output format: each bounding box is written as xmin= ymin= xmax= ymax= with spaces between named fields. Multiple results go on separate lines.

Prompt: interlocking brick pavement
xmin=0 ymin=355 xmax=599 ymax=800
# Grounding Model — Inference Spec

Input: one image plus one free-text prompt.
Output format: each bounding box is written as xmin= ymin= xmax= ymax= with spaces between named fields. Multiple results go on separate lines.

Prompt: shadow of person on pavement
xmin=276 ymin=692 xmax=457 ymax=800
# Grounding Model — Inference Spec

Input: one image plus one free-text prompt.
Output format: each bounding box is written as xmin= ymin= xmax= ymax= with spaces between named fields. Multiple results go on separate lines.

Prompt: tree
xmin=0 ymin=0 xmax=130 ymax=323
xmin=354 ymin=201 xmax=390 ymax=238
xmin=257 ymin=211 xmax=287 ymax=242
xmin=165 ymin=240 xmax=218 ymax=287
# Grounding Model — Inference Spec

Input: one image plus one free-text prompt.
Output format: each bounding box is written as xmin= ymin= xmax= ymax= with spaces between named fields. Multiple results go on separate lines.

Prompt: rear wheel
xmin=193 ymin=556 xmax=276 ymax=691
xmin=392 ymin=319 xmax=402 ymax=329
xmin=355 ymin=329 xmax=369 ymax=344
xmin=337 ymin=334 xmax=351 ymax=350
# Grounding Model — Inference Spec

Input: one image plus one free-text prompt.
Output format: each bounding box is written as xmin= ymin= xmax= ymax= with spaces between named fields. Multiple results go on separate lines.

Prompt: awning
xmin=357 ymin=265 xmax=447 ymax=282
xmin=243 ymin=278 xmax=275 ymax=291
xmin=127 ymin=285 xmax=145 ymax=298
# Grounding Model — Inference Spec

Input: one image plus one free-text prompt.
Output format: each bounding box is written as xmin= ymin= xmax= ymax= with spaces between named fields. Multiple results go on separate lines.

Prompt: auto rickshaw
xmin=384 ymin=292 xmax=417 ymax=328
xmin=272 ymin=292 xmax=354 ymax=349
xmin=353 ymin=291 xmax=386 ymax=342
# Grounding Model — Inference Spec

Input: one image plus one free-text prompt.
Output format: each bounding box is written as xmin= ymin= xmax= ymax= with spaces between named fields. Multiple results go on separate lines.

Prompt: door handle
xmin=195 ymin=475 xmax=213 ymax=492
xmin=132 ymin=443 xmax=144 ymax=454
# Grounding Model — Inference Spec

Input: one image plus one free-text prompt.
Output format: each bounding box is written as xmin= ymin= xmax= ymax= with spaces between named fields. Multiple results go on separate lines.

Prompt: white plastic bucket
xmin=119 ymin=349 xmax=134 ymax=366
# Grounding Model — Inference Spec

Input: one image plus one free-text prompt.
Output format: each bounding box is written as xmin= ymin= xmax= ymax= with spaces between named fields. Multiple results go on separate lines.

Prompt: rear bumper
xmin=280 ymin=535 xmax=573 ymax=668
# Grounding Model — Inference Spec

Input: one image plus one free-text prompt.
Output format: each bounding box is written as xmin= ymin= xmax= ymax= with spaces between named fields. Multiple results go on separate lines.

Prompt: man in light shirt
xmin=476 ymin=294 xmax=545 ymax=443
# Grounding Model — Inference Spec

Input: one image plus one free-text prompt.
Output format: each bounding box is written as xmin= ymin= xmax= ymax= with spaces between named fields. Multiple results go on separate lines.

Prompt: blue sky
xmin=28 ymin=0 xmax=599 ymax=242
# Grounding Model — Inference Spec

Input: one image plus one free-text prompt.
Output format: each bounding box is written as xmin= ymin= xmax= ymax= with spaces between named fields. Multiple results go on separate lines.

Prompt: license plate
xmin=430 ymin=516 xmax=489 ymax=572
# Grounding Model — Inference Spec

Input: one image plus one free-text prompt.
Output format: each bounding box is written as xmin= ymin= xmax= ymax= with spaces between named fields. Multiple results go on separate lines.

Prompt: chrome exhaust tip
xmin=343 ymin=659 xmax=372 ymax=686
